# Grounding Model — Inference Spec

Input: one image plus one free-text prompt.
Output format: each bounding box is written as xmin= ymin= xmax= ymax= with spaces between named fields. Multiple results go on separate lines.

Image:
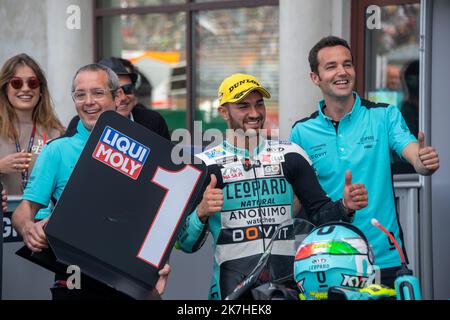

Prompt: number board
xmin=45 ymin=111 xmax=207 ymax=299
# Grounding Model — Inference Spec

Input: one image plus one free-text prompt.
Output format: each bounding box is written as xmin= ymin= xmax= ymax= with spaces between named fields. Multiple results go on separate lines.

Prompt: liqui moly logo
xmin=93 ymin=127 xmax=150 ymax=180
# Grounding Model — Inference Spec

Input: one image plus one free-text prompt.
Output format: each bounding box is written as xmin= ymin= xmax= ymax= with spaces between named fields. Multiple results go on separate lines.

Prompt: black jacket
xmin=131 ymin=104 xmax=170 ymax=140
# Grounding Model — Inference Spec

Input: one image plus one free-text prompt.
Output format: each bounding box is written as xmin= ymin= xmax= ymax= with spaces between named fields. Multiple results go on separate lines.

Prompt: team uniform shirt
xmin=177 ymin=138 xmax=353 ymax=300
xmin=23 ymin=120 xmax=90 ymax=217
xmin=290 ymin=92 xmax=416 ymax=269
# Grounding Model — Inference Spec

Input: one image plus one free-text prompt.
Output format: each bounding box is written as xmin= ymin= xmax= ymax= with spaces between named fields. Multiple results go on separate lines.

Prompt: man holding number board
xmin=12 ymin=63 xmax=171 ymax=300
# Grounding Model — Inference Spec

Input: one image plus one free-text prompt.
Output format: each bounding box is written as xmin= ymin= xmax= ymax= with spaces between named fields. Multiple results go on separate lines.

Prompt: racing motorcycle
xmin=225 ymin=217 xmax=315 ymax=300
xmin=225 ymin=217 xmax=421 ymax=300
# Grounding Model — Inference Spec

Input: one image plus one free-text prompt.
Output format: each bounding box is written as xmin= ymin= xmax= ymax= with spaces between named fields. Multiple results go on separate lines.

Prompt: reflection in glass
xmin=97 ymin=0 xmax=185 ymax=8
xmin=364 ymin=4 xmax=420 ymax=174
xmin=195 ymin=6 xmax=279 ymax=133
xmin=98 ymin=13 xmax=186 ymax=130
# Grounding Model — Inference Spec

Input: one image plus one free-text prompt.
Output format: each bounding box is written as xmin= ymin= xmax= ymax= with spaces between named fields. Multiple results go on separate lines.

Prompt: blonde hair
xmin=0 ymin=53 xmax=64 ymax=141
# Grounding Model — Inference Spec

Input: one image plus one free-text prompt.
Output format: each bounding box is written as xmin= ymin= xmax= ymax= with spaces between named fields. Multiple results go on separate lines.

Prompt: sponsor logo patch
xmin=341 ymin=274 xmax=369 ymax=288
xmin=204 ymin=147 xmax=226 ymax=159
xmin=93 ymin=126 xmax=149 ymax=180
xmin=221 ymin=166 xmax=244 ymax=182
xmin=308 ymin=264 xmax=330 ymax=271
xmin=310 ymin=151 xmax=327 ymax=160
xmin=296 ymin=278 xmax=305 ymax=293
xmin=268 ymin=140 xmax=291 ymax=146
xmin=261 ymin=153 xmax=284 ymax=164
xmin=215 ymin=155 xmax=238 ymax=166
xmin=263 ymin=164 xmax=282 ymax=176
xmin=312 ymin=258 xmax=327 ymax=264
xmin=265 ymin=147 xmax=285 ymax=152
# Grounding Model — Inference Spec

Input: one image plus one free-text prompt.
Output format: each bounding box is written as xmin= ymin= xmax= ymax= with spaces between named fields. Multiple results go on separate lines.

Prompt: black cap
xmin=97 ymin=57 xmax=138 ymax=84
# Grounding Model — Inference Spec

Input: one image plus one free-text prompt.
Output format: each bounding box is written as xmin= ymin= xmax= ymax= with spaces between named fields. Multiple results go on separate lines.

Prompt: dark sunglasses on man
xmin=121 ymin=83 xmax=134 ymax=95
xmin=9 ymin=77 xmax=40 ymax=90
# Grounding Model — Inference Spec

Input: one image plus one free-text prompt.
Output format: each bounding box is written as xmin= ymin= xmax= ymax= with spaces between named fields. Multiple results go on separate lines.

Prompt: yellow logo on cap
xmin=218 ymin=73 xmax=271 ymax=106
xmin=228 ymin=79 xmax=260 ymax=93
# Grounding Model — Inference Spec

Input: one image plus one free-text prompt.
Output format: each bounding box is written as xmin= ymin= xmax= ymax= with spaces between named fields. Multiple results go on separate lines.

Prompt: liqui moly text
xmin=93 ymin=126 xmax=150 ymax=179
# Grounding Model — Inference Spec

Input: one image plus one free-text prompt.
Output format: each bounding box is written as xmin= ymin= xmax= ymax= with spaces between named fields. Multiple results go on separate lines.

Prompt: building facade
xmin=1 ymin=0 xmax=449 ymax=299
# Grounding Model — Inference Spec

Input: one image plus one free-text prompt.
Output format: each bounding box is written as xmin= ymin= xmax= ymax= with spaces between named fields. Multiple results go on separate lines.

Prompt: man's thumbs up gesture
xmin=197 ymin=174 xmax=223 ymax=223
xmin=416 ymin=131 xmax=440 ymax=175
xmin=342 ymin=170 xmax=368 ymax=214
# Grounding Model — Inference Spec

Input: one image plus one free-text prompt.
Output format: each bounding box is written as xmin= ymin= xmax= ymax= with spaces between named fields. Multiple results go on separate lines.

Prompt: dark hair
xmin=308 ymin=36 xmax=353 ymax=73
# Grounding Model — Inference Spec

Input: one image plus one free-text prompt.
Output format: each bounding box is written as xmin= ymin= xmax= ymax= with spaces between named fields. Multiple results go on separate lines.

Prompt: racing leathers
xmin=177 ymin=138 xmax=353 ymax=299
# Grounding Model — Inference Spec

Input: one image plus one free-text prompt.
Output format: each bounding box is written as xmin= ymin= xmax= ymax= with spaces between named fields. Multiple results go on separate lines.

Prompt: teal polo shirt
xmin=290 ymin=93 xmax=416 ymax=269
xmin=24 ymin=120 xmax=90 ymax=220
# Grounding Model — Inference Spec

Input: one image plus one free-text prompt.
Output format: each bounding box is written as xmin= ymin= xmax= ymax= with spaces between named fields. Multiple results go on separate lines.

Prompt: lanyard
xmin=15 ymin=123 xmax=36 ymax=190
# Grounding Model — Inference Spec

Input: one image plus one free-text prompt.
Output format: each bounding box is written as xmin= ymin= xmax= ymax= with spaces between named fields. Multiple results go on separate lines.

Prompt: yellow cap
xmin=217 ymin=73 xmax=271 ymax=106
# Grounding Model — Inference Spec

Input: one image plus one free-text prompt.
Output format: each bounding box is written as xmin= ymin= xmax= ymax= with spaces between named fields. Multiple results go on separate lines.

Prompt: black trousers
xmin=51 ymin=274 xmax=132 ymax=300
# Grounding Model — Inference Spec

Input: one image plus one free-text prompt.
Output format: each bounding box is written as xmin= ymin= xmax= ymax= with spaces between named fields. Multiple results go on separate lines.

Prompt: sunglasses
xmin=9 ymin=77 xmax=40 ymax=90
xmin=121 ymin=83 xmax=134 ymax=95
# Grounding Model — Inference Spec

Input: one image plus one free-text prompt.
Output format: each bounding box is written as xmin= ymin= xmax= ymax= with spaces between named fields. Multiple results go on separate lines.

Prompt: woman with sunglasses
xmin=0 ymin=53 xmax=64 ymax=218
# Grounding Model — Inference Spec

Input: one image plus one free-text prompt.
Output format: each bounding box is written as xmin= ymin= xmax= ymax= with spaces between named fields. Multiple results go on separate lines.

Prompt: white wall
xmin=0 ymin=0 xmax=94 ymax=129
xmin=279 ymin=0 xmax=351 ymax=139
xmin=46 ymin=0 xmax=94 ymax=127
xmin=0 ymin=0 xmax=48 ymax=71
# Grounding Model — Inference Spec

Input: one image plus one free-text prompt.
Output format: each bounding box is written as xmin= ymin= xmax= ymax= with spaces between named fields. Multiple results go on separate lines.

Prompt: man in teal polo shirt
xmin=290 ymin=36 xmax=440 ymax=287
xmin=12 ymin=63 xmax=169 ymax=298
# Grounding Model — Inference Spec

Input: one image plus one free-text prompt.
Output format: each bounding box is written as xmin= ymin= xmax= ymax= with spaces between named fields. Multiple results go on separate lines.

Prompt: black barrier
xmin=3 ymin=198 xmax=55 ymax=300
xmin=22 ymin=111 xmax=207 ymax=299
xmin=2 ymin=211 xmax=21 ymax=244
